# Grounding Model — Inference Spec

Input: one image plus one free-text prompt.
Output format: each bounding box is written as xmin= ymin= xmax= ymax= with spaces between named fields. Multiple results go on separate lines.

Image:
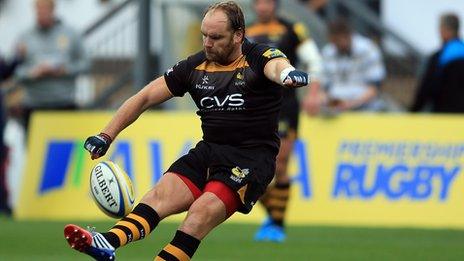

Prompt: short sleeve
xmin=163 ymin=59 xmax=191 ymax=97
xmin=363 ymin=44 xmax=386 ymax=85
xmin=244 ymin=42 xmax=288 ymax=76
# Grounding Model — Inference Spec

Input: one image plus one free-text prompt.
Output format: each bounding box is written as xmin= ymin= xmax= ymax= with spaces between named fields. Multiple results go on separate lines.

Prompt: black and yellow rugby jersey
xmin=164 ymin=39 xmax=287 ymax=151
xmin=247 ymin=18 xmax=307 ymax=66
xmin=247 ymin=18 xmax=308 ymax=98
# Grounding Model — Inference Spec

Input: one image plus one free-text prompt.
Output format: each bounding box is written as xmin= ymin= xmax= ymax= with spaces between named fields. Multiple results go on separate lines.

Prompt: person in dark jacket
xmin=411 ymin=13 xmax=464 ymax=113
xmin=0 ymin=52 xmax=23 ymax=216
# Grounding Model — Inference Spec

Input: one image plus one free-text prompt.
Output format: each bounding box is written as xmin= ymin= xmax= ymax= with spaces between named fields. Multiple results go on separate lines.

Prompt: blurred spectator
xmin=0 ymin=53 xmax=23 ymax=81
xmin=15 ymin=0 xmax=89 ymax=131
xmin=411 ymin=13 xmax=464 ymax=113
xmin=0 ymin=51 xmax=23 ymax=216
xmin=247 ymin=0 xmax=322 ymax=242
xmin=299 ymin=0 xmax=328 ymax=16
xmin=303 ymin=18 xmax=386 ymax=115
xmin=0 ymin=91 xmax=9 ymax=216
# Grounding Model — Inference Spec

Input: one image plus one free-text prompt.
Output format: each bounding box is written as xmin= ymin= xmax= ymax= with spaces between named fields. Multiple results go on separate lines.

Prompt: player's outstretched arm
xmin=263 ymin=58 xmax=310 ymax=88
xmin=85 ymin=76 xmax=173 ymax=159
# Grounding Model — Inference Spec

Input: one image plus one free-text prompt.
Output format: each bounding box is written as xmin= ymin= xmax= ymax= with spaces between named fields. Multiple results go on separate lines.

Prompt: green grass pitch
xmin=1 ymin=218 xmax=463 ymax=260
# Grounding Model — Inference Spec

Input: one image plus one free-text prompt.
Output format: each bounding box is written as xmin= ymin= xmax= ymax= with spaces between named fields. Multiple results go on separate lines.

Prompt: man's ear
xmin=234 ymin=30 xmax=244 ymax=44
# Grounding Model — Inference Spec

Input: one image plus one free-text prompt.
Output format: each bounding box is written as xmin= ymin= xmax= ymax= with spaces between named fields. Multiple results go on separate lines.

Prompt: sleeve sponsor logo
xmin=262 ymin=48 xmax=287 ymax=59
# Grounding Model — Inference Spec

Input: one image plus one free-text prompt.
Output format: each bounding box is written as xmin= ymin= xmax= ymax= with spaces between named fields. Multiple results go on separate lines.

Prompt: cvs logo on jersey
xmin=200 ymin=93 xmax=245 ymax=109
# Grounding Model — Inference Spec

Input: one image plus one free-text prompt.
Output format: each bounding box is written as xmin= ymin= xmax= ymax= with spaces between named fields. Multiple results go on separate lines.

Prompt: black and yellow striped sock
xmin=155 ymin=230 xmax=200 ymax=261
xmin=102 ymin=203 xmax=160 ymax=248
xmin=265 ymin=182 xmax=290 ymax=227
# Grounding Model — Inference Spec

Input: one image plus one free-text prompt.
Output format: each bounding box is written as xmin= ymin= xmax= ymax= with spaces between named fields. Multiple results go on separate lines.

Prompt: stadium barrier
xmin=17 ymin=112 xmax=464 ymax=229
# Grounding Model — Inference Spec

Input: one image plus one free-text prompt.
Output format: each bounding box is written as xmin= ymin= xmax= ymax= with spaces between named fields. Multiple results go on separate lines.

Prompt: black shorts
xmin=278 ymin=96 xmax=299 ymax=138
xmin=167 ymin=141 xmax=277 ymax=214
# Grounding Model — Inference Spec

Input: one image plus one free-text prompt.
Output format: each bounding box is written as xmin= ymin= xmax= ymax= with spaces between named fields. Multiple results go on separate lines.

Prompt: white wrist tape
xmin=280 ymin=66 xmax=296 ymax=84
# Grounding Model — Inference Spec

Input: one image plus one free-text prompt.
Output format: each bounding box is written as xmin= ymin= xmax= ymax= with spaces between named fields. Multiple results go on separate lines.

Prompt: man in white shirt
xmin=303 ymin=19 xmax=386 ymax=114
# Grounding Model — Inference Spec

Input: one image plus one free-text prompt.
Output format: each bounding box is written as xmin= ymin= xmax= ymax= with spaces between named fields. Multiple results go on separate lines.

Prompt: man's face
xmin=439 ymin=23 xmax=453 ymax=43
xmin=201 ymin=10 xmax=240 ymax=64
xmin=36 ymin=1 xmax=55 ymax=28
xmin=330 ymin=33 xmax=352 ymax=54
xmin=253 ymin=0 xmax=276 ymax=23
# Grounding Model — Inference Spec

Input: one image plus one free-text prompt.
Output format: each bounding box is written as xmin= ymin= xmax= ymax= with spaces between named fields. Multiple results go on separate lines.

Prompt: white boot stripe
xmin=94 ymin=236 xmax=104 ymax=248
xmin=93 ymin=233 xmax=114 ymax=250
xmin=97 ymin=235 xmax=111 ymax=249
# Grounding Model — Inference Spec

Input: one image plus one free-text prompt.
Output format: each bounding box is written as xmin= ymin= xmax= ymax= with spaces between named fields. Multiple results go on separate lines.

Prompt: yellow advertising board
xmin=17 ymin=112 xmax=464 ymax=229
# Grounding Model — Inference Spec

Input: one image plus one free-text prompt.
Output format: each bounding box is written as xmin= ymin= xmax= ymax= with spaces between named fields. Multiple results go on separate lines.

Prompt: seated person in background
xmin=303 ymin=18 xmax=386 ymax=115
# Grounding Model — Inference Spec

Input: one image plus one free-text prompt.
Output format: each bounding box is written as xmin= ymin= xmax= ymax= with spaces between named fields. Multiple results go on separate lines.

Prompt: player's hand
xmin=282 ymin=69 xmax=310 ymax=88
xmin=84 ymin=133 xmax=112 ymax=160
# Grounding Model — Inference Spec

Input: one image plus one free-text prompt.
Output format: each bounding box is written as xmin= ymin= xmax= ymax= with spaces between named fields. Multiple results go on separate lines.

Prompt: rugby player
xmin=64 ymin=1 xmax=309 ymax=260
xmin=247 ymin=0 xmax=321 ymax=242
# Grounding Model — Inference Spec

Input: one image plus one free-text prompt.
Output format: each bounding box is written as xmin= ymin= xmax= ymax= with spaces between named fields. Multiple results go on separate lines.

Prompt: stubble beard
xmin=205 ymin=39 xmax=236 ymax=65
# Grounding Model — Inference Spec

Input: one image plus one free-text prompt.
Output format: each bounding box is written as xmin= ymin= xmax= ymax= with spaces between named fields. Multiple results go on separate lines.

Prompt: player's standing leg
xmin=155 ymin=181 xmax=240 ymax=260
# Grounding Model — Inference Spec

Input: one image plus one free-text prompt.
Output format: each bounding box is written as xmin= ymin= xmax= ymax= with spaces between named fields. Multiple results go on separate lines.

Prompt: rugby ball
xmin=90 ymin=161 xmax=135 ymax=218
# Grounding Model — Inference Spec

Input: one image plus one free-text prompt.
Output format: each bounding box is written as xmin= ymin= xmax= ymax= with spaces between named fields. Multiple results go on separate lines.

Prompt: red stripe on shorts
xmin=173 ymin=173 xmax=202 ymax=199
xmin=204 ymin=181 xmax=241 ymax=217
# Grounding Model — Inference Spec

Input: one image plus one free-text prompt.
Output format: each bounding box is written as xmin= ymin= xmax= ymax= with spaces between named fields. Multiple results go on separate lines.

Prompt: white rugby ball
xmin=90 ymin=161 xmax=135 ymax=218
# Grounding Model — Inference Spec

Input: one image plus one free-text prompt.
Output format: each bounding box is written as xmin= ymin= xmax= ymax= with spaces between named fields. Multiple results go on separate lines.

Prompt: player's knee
xmin=142 ymin=184 xmax=164 ymax=202
xmin=181 ymin=198 xmax=222 ymax=238
xmin=204 ymin=181 xmax=240 ymax=218
xmin=140 ymin=185 xmax=170 ymax=217
xmin=141 ymin=187 xmax=157 ymax=202
xmin=193 ymin=196 xmax=223 ymax=221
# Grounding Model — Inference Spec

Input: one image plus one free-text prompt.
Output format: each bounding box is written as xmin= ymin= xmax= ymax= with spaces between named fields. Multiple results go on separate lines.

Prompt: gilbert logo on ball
xmin=90 ymin=161 xmax=135 ymax=218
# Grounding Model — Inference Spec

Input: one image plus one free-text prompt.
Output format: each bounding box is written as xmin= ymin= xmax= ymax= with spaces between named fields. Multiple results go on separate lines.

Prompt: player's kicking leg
xmin=64 ymin=173 xmax=195 ymax=260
